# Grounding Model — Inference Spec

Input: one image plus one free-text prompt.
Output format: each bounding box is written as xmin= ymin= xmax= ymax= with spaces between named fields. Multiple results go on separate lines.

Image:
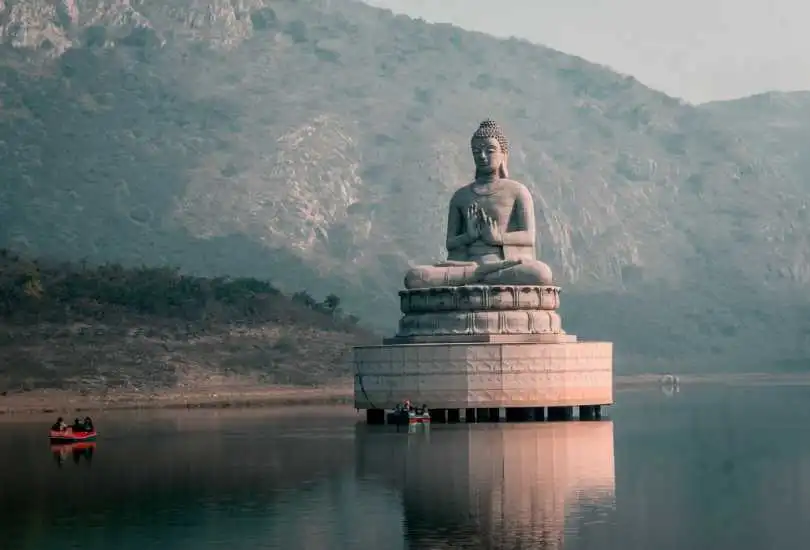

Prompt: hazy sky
xmin=362 ymin=0 xmax=809 ymax=103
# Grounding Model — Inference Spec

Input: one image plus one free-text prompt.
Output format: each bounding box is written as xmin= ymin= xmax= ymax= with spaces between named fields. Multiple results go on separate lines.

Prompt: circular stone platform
xmin=399 ymin=285 xmax=561 ymax=314
xmin=397 ymin=309 xmax=563 ymax=337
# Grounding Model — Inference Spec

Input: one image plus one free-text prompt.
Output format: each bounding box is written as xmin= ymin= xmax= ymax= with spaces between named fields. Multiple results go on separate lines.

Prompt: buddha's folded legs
xmin=478 ymin=259 xmax=553 ymax=286
xmin=404 ymin=263 xmax=479 ymax=289
xmin=403 ymin=259 xmax=552 ymax=289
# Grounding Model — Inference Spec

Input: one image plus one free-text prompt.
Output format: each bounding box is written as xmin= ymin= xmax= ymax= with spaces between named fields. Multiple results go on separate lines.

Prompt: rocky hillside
xmin=1 ymin=0 xmax=809 ymax=370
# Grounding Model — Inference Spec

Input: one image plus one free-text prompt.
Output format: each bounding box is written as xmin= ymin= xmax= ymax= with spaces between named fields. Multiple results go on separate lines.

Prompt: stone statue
xmin=404 ymin=120 xmax=553 ymax=289
xmin=354 ymin=122 xmax=612 ymax=422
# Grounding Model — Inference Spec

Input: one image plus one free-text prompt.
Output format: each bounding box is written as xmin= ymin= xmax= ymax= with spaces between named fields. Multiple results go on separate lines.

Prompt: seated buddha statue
xmin=404 ymin=119 xmax=553 ymax=289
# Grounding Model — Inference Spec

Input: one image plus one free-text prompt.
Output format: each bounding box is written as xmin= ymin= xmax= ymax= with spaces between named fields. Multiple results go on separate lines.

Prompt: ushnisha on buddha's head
xmin=470 ymin=119 xmax=509 ymax=179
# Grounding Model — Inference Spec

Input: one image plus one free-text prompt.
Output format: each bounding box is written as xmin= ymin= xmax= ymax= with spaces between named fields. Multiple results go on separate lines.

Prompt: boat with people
xmin=387 ymin=400 xmax=431 ymax=425
xmin=49 ymin=416 xmax=98 ymax=443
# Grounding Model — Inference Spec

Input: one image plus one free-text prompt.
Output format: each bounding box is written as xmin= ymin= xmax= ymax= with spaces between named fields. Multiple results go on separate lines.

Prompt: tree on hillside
xmin=323 ymin=293 xmax=341 ymax=315
xmin=292 ymin=290 xmax=317 ymax=308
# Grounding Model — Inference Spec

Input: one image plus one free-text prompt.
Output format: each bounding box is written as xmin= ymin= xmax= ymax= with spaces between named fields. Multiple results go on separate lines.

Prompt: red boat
xmin=49 ymin=429 xmax=98 ymax=443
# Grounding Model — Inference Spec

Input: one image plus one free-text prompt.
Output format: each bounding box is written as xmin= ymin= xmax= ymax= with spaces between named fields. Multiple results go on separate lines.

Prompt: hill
xmin=1 ymin=0 xmax=810 ymax=370
xmin=0 ymin=249 xmax=371 ymax=399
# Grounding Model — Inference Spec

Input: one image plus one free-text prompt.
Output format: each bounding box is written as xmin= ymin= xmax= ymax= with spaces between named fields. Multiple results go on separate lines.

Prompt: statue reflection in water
xmin=52 ymin=442 xmax=95 ymax=468
xmin=355 ymin=421 xmax=615 ymax=549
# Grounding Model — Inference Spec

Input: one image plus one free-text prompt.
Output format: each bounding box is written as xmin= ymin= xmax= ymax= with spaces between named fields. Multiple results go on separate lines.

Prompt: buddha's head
xmin=470 ymin=119 xmax=509 ymax=179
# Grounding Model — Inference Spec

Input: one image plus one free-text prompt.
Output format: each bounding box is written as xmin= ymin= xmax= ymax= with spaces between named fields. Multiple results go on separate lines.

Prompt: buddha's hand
xmin=479 ymin=211 xmax=503 ymax=245
xmin=465 ymin=204 xmax=481 ymax=241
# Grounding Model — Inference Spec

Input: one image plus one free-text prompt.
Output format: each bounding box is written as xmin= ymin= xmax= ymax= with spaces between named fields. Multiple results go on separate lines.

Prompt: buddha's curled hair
xmin=471 ymin=119 xmax=509 ymax=154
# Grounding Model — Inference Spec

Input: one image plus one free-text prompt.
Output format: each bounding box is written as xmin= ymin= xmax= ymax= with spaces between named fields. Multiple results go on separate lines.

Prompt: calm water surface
xmin=3 ymin=380 xmax=810 ymax=549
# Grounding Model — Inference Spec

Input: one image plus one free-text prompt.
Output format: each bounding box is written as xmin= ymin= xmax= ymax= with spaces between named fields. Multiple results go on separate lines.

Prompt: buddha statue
xmin=404 ymin=119 xmax=553 ymax=289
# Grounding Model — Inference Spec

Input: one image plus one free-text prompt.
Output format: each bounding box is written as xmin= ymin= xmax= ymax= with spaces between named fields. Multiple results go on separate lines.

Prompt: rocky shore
xmin=0 ymin=383 xmax=354 ymax=414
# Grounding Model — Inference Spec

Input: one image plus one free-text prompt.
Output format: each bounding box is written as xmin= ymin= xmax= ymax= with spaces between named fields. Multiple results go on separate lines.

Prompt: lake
xmin=3 ymin=378 xmax=810 ymax=549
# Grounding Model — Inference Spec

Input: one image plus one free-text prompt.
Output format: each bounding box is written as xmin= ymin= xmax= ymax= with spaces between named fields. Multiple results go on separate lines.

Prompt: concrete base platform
xmin=353 ymin=340 xmax=613 ymax=410
xmin=383 ymin=333 xmax=577 ymax=345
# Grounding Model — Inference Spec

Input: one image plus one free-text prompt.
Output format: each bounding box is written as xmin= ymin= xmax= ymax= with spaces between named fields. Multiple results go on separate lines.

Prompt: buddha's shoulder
xmin=499 ymin=178 xmax=530 ymax=193
xmin=450 ymin=183 xmax=476 ymax=201
xmin=453 ymin=179 xmax=529 ymax=192
xmin=450 ymin=179 xmax=531 ymax=203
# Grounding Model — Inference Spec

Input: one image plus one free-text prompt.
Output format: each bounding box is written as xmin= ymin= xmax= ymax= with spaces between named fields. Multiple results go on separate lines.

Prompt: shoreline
xmin=0 ymin=385 xmax=355 ymax=415
xmin=3 ymin=372 xmax=809 ymax=415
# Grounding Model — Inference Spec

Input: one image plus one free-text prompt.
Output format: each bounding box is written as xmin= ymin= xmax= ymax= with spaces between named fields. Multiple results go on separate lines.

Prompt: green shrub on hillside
xmin=0 ymin=249 xmax=357 ymax=329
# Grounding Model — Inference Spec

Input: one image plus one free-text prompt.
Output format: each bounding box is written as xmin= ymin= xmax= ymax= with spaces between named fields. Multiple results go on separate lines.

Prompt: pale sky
xmin=362 ymin=0 xmax=809 ymax=103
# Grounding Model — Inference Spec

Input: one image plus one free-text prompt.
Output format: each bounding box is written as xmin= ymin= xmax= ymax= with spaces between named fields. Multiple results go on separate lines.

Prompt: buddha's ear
xmin=499 ymin=155 xmax=509 ymax=178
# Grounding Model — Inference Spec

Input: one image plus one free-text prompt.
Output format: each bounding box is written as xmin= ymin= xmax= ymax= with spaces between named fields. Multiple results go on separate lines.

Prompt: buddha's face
xmin=471 ymin=137 xmax=504 ymax=176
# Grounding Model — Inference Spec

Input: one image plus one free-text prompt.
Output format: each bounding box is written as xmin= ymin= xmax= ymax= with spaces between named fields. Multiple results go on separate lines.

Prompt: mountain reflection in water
xmin=355 ymin=422 xmax=615 ymax=549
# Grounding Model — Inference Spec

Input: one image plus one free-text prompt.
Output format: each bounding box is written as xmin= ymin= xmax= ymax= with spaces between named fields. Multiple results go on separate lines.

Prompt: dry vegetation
xmin=0 ymin=249 xmax=372 ymax=406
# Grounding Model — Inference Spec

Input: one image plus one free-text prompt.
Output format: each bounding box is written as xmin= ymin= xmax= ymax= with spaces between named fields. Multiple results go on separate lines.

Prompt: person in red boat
xmin=83 ymin=416 xmax=94 ymax=432
xmin=51 ymin=417 xmax=67 ymax=432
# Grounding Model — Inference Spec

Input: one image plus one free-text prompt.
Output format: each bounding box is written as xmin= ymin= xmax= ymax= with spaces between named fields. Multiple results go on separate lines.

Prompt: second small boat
xmin=387 ymin=401 xmax=431 ymax=425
